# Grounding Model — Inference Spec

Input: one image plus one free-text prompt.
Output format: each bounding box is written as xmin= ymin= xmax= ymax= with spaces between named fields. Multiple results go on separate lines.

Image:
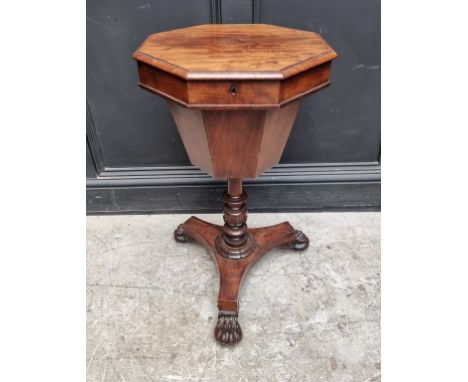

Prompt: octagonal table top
xmin=133 ymin=24 xmax=337 ymax=81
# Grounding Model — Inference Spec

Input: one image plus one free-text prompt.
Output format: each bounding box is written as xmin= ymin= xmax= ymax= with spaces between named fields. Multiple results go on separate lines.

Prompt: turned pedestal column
xmin=133 ymin=24 xmax=337 ymax=345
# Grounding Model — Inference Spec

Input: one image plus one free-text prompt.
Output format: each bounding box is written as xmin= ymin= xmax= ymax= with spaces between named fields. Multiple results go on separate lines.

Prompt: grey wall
xmin=86 ymin=0 xmax=380 ymax=214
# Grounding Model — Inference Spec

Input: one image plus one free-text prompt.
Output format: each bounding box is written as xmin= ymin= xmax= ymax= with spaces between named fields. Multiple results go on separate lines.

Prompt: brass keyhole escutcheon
xmin=230 ymin=85 xmax=237 ymax=96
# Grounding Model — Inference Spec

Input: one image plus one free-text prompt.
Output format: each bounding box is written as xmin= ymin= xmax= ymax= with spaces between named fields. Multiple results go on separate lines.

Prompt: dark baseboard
xmin=87 ymin=182 xmax=380 ymax=215
xmin=86 ymin=162 xmax=380 ymax=214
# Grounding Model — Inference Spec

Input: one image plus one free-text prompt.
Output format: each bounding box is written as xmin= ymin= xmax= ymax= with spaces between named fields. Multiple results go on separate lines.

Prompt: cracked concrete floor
xmin=87 ymin=212 xmax=380 ymax=382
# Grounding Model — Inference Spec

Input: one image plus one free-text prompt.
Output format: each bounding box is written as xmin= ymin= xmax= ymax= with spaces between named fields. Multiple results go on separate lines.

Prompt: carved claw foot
xmin=214 ymin=312 xmax=243 ymax=345
xmin=173 ymin=224 xmax=191 ymax=243
xmin=281 ymin=230 xmax=310 ymax=251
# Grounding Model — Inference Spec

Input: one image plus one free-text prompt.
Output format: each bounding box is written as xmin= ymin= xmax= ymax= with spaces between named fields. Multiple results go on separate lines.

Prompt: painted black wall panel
xmin=86 ymin=0 xmax=381 ymax=213
xmin=86 ymin=141 xmax=97 ymax=179
xmin=221 ymin=0 xmax=254 ymax=23
xmin=86 ymin=0 xmax=212 ymax=168
xmin=258 ymin=0 xmax=381 ymax=164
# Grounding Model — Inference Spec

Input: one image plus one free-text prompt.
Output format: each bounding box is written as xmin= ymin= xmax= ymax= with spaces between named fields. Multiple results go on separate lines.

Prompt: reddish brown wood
xmin=175 ymin=212 xmax=308 ymax=345
xmin=168 ymin=100 xmax=301 ymax=179
xmin=256 ymin=101 xmax=301 ymax=175
xmin=133 ymin=24 xmax=337 ymax=109
xmin=203 ymin=110 xmax=265 ymax=178
xmin=134 ymin=24 xmax=336 ymax=345
xmin=134 ymin=24 xmax=336 ymax=80
xmin=137 ymin=62 xmax=189 ymax=104
xmin=279 ymin=62 xmax=332 ymax=103
xmin=168 ymin=102 xmax=213 ymax=174
xmin=227 ymin=179 xmax=242 ymax=196
xmin=188 ymin=80 xmax=280 ymax=107
xmin=215 ymin=189 xmax=252 ymax=259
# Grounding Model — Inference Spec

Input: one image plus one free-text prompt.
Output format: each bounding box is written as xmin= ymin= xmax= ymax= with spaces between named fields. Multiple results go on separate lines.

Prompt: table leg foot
xmin=214 ymin=311 xmax=243 ymax=345
xmin=173 ymin=224 xmax=192 ymax=243
xmin=280 ymin=230 xmax=310 ymax=251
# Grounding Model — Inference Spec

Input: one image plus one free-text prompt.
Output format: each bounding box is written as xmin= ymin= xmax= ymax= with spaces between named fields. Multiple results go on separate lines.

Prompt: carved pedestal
xmin=174 ymin=180 xmax=309 ymax=345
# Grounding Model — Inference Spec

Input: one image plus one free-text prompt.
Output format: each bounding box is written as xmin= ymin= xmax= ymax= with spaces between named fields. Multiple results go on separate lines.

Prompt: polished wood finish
xmin=134 ymin=24 xmax=336 ymax=80
xmin=216 ymin=189 xmax=252 ymax=259
xmin=203 ymin=109 xmax=265 ymax=178
xmin=174 ymin=182 xmax=309 ymax=345
xmin=134 ymin=24 xmax=336 ymax=109
xmin=134 ymin=24 xmax=336 ymax=345
xmin=257 ymin=101 xmax=301 ymax=175
xmin=174 ymin=209 xmax=309 ymax=345
xmin=167 ymin=102 xmax=213 ymax=175
xmin=138 ymin=61 xmax=331 ymax=109
xmin=168 ymin=100 xmax=300 ymax=179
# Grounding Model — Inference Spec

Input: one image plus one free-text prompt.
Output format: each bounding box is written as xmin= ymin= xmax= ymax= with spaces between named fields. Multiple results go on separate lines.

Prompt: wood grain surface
xmin=134 ymin=24 xmax=337 ymax=109
xmin=134 ymin=24 xmax=336 ymax=345
xmin=168 ymin=100 xmax=301 ymax=179
xmin=134 ymin=24 xmax=337 ymax=80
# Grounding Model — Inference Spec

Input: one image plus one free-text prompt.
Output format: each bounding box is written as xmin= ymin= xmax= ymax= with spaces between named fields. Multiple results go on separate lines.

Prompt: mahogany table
xmin=133 ymin=24 xmax=337 ymax=345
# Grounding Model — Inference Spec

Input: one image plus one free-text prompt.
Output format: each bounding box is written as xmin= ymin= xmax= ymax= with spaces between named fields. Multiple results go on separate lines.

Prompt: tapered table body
xmin=134 ymin=24 xmax=337 ymax=345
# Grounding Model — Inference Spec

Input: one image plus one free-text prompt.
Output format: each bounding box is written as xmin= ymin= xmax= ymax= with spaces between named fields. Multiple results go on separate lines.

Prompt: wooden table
xmin=133 ymin=24 xmax=337 ymax=345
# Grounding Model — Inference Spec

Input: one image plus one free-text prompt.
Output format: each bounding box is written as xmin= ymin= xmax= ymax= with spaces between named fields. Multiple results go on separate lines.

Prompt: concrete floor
xmin=87 ymin=212 xmax=380 ymax=382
